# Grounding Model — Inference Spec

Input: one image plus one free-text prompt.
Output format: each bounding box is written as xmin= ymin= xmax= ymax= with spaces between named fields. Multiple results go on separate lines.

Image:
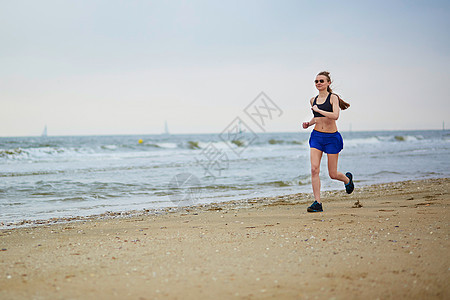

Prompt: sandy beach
xmin=0 ymin=178 xmax=448 ymax=299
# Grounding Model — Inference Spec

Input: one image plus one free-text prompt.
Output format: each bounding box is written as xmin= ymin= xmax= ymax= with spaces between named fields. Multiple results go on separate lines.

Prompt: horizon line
xmin=0 ymin=128 xmax=448 ymax=138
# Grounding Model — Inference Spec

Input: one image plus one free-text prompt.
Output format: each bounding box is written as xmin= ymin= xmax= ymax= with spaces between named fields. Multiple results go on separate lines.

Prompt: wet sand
xmin=0 ymin=178 xmax=449 ymax=299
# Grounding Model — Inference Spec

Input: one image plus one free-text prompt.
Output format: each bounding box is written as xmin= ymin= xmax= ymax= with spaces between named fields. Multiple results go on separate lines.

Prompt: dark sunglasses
xmin=315 ymin=79 xmax=325 ymax=84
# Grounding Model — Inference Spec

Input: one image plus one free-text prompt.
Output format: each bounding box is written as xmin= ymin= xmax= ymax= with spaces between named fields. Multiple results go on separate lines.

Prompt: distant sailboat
xmin=41 ymin=125 xmax=48 ymax=137
xmin=163 ymin=121 xmax=170 ymax=135
xmin=238 ymin=119 xmax=243 ymax=134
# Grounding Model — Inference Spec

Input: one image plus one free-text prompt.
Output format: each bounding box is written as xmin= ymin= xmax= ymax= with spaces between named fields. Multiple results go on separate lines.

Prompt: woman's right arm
xmin=302 ymin=97 xmax=316 ymax=129
xmin=302 ymin=117 xmax=315 ymax=129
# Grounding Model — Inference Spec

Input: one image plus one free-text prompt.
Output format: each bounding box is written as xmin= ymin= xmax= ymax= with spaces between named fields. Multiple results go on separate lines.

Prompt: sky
xmin=1 ymin=0 xmax=449 ymax=136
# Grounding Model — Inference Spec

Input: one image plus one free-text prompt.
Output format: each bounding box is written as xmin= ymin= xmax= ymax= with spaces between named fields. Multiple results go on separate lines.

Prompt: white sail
xmin=41 ymin=125 xmax=48 ymax=137
xmin=164 ymin=121 xmax=170 ymax=135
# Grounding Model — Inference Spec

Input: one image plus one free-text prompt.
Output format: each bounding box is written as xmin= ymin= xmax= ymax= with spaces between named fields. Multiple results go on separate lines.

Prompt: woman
xmin=302 ymin=71 xmax=354 ymax=212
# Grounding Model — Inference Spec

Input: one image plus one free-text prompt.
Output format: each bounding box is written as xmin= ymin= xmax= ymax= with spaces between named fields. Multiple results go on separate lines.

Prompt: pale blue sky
xmin=1 ymin=0 xmax=449 ymax=136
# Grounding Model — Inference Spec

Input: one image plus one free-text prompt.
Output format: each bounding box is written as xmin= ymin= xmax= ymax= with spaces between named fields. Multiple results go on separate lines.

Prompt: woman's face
xmin=315 ymin=75 xmax=330 ymax=91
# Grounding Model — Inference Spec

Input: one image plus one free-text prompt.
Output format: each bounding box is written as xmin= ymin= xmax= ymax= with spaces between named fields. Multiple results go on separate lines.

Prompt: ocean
xmin=1 ymin=130 xmax=449 ymax=227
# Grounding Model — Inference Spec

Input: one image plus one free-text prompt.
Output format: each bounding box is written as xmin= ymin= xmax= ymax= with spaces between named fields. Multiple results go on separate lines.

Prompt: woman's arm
xmin=302 ymin=97 xmax=316 ymax=129
xmin=302 ymin=117 xmax=315 ymax=129
xmin=311 ymin=94 xmax=340 ymax=120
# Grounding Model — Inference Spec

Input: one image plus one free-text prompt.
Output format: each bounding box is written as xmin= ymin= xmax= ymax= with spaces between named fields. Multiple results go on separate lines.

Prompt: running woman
xmin=302 ymin=71 xmax=354 ymax=212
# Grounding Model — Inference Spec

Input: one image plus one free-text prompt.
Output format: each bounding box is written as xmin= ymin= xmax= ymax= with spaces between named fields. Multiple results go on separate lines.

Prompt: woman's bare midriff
xmin=313 ymin=117 xmax=338 ymax=133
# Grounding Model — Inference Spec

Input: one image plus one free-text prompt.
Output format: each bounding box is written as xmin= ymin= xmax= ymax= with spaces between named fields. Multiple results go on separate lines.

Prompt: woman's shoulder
xmin=330 ymin=93 xmax=339 ymax=102
xmin=310 ymin=96 xmax=316 ymax=105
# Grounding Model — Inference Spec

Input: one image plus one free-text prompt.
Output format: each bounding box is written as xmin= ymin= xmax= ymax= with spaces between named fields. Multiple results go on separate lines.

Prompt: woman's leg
xmin=327 ymin=153 xmax=350 ymax=184
xmin=310 ymin=148 xmax=323 ymax=203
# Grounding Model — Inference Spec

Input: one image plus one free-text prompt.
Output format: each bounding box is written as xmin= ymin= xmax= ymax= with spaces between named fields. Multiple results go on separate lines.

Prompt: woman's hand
xmin=302 ymin=122 xmax=310 ymax=129
xmin=311 ymin=105 xmax=319 ymax=112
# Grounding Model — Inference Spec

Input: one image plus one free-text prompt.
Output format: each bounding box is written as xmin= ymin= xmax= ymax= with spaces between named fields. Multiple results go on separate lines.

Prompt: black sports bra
xmin=312 ymin=93 xmax=333 ymax=118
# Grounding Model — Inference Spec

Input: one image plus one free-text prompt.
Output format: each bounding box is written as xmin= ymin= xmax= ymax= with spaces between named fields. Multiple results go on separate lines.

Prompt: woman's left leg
xmin=327 ymin=153 xmax=350 ymax=184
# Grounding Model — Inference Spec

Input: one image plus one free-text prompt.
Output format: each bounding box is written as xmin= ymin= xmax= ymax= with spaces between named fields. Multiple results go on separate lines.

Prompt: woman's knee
xmin=311 ymin=165 xmax=320 ymax=176
xmin=329 ymin=171 xmax=339 ymax=180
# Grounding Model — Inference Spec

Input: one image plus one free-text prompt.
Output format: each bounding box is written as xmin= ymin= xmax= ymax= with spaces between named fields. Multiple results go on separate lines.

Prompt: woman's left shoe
xmin=345 ymin=172 xmax=354 ymax=194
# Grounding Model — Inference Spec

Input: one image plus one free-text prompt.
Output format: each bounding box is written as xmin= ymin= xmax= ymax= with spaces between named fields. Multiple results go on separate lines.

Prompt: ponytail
xmin=327 ymin=86 xmax=350 ymax=110
xmin=318 ymin=71 xmax=350 ymax=110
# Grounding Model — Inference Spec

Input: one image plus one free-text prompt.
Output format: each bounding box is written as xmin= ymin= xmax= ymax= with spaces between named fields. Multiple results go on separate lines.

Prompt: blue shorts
xmin=309 ymin=130 xmax=343 ymax=154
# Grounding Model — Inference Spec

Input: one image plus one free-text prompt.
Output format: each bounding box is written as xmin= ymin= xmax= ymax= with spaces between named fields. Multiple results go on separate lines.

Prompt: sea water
xmin=1 ymin=130 xmax=449 ymax=226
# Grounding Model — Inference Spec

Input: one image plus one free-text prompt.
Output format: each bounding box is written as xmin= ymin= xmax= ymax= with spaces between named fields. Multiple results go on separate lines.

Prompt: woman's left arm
xmin=312 ymin=94 xmax=340 ymax=120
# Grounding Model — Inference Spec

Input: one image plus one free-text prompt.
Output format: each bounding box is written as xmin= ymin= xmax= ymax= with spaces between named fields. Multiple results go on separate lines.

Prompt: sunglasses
xmin=315 ymin=79 xmax=325 ymax=84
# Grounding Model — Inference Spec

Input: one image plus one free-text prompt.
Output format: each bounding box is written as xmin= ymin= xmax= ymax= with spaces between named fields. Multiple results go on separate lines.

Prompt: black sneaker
xmin=307 ymin=200 xmax=323 ymax=212
xmin=345 ymin=172 xmax=354 ymax=194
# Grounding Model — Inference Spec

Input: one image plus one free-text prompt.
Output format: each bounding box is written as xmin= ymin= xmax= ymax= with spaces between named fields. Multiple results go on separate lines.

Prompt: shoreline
xmin=1 ymin=177 xmax=447 ymax=230
xmin=1 ymin=178 xmax=449 ymax=299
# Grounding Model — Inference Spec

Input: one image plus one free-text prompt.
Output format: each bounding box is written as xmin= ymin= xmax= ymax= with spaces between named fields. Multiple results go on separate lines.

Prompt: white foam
xmin=155 ymin=143 xmax=178 ymax=149
xmin=344 ymin=137 xmax=381 ymax=147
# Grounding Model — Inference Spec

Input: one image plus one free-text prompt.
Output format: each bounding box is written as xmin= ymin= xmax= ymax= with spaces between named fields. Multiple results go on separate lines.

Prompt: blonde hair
xmin=317 ymin=71 xmax=350 ymax=110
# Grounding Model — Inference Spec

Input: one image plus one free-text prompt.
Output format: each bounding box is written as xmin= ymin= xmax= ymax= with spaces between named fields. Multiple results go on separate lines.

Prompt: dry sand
xmin=0 ymin=178 xmax=449 ymax=299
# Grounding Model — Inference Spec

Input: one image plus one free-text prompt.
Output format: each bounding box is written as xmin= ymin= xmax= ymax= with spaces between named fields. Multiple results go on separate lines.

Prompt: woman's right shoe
xmin=307 ymin=200 xmax=323 ymax=212
xmin=345 ymin=172 xmax=354 ymax=194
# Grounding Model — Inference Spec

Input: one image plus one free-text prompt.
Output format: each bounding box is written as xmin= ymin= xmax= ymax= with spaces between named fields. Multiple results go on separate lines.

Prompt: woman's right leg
xmin=310 ymin=148 xmax=323 ymax=203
